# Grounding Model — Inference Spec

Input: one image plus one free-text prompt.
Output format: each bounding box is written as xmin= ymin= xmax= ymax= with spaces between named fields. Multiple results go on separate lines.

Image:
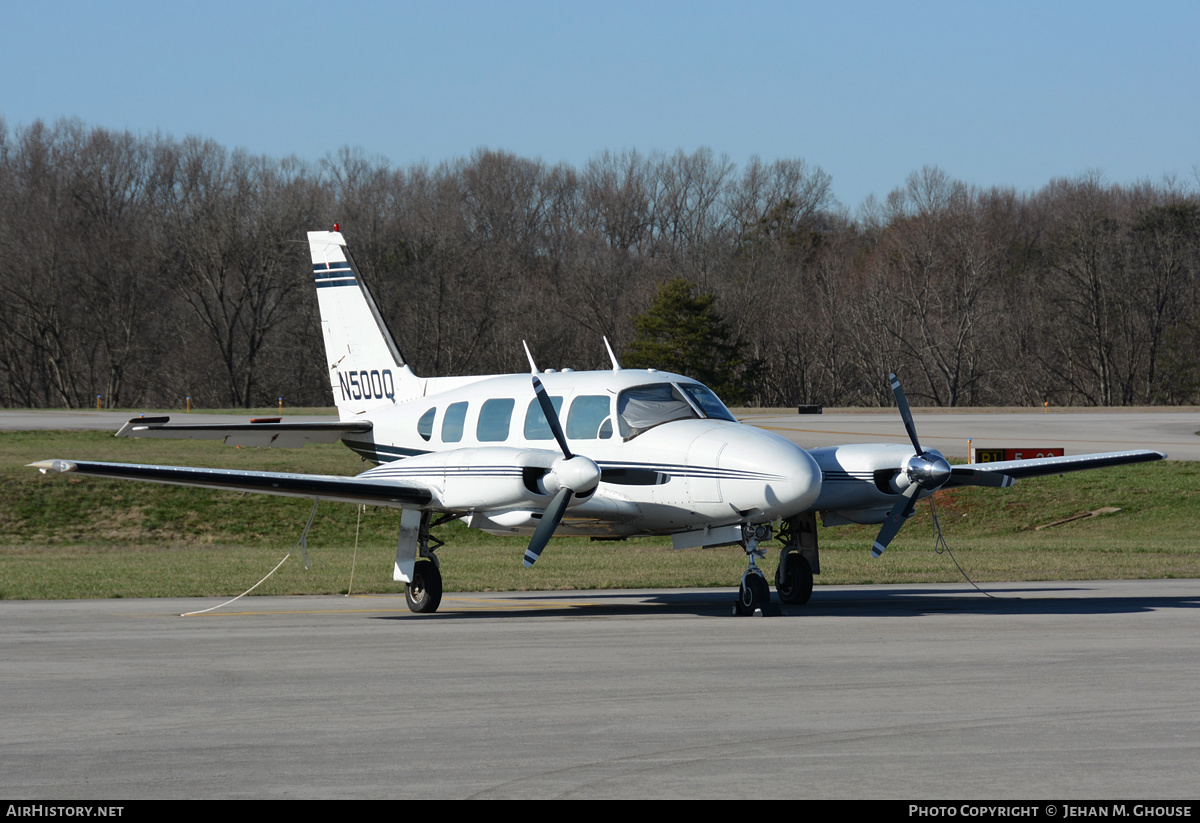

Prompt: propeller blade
xmin=525 ymin=378 xmax=601 ymax=568
xmin=948 ymin=467 xmax=1015 ymax=488
xmin=523 ymin=487 xmax=573 ymax=567
xmin=889 ymin=372 xmax=923 ymax=455
xmin=532 ymin=375 xmax=573 ymax=460
xmin=875 ymin=374 xmax=992 ymax=558
xmin=872 ymin=484 xmax=919 ymax=558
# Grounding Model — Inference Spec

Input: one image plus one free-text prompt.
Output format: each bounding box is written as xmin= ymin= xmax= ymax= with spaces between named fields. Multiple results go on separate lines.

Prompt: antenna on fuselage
xmin=522 ymin=341 xmax=539 ymax=374
xmin=603 ymin=336 xmax=621 ymax=371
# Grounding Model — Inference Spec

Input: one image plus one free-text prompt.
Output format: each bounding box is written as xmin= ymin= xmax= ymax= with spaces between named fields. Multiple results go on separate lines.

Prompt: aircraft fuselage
xmin=334 ymin=368 xmax=823 ymax=537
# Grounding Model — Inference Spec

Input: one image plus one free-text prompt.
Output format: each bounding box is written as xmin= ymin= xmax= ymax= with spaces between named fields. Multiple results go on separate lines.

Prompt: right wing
xmin=29 ymin=459 xmax=430 ymax=508
xmin=115 ymin=416 xmax=373 ymax=448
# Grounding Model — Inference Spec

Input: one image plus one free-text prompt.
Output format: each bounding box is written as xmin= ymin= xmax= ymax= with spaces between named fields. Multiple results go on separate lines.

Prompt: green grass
xmin=2 ymin=430 xmax=1198 ymax=599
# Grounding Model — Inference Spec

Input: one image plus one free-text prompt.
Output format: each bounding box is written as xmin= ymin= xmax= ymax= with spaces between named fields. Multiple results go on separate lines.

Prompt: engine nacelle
xmin=360 ymin=447 xmax=564 ymax=511
xmin=807 ymin=443 xmax=917 ymax=516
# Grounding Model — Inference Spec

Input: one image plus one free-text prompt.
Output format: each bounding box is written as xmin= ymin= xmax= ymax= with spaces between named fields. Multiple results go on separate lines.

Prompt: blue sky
xmin=3 ymin=0 xmax=1197 ymax=209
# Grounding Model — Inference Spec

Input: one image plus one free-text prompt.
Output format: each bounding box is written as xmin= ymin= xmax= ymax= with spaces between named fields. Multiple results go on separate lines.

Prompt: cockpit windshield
xmin=616 ymin=382 xmax=736 ymax=439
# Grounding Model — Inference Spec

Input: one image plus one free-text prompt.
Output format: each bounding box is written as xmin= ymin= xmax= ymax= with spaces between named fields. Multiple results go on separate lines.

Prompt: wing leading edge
xmin=29 ymin=459 xmax=430 ymax=508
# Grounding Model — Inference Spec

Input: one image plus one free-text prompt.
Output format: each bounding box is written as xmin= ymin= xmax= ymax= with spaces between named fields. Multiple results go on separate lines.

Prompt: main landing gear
xmin=398 ymin=511 xmax=454 ymax=614
xmin=774 ymin=513 xmax=817 ymax=606
xmin=734 ymin=513 xmax=820 ymax=615
xmin=774 ymin=552 xmax=813 ymax=605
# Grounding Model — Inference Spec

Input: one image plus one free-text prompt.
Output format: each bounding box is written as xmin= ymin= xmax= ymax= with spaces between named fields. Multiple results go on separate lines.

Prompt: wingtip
xmin=27 ymin=459 xmax=77 ymax=474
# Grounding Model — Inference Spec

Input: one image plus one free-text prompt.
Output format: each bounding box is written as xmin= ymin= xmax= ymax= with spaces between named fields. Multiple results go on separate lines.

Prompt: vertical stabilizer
xmin=308 ymin=230 xmax=421 ymax=415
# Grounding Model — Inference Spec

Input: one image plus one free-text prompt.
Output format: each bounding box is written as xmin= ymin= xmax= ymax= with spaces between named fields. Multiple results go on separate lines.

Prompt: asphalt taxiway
xmin=744 ymin=408 xmax=1200 ymax=460
xmin=2 ymin=580 xmax=1198 ymax=798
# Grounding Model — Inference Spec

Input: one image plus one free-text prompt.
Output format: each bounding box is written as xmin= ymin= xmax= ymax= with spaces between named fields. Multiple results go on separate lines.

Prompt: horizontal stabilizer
xmin=29 ymin=459 xmax=428 ymax=508
xmin=114 ymin=417 xmax=373 ymax=448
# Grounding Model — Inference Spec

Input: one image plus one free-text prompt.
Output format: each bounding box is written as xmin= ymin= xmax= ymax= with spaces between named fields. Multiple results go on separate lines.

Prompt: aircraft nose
xmin=716 ymin=428 xmax=822 ymax=518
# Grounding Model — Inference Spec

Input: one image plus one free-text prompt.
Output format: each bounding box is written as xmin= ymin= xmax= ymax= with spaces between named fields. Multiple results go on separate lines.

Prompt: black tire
xmin=736 ymin=572 xmax=770 ymax=615
xmin=775 ymin=553 xmax=813 ymax=605
xmin=405 ymin=561 xmax=443 ymax=614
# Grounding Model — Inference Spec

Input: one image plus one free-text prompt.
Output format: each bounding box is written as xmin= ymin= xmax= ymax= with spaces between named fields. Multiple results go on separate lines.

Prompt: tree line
xmin=1 ymin=117 xmax=1197 ymax=409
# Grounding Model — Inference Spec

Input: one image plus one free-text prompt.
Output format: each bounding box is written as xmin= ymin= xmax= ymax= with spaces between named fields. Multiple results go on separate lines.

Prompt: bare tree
xmin=163 ymin=140 xmax=318 ymax=406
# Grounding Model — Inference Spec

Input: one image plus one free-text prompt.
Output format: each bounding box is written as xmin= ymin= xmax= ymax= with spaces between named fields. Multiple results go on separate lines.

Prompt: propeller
xmin=871 ymin=373 xmax=1013 ymax=557
xmin=522 ymin=376 xmax=601 ymax=568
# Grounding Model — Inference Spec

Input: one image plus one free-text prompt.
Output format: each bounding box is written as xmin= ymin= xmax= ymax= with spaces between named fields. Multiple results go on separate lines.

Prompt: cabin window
xmin=477 ymin=398 xmax=515 ymax=442
xmin=617 ymin=384 xmax=699 ymax=438
xmin=417 ymin=407 xmax=436 ymax=441
xmin=441 ymin=401 xmax=468 ymax=443
xmin=679 ymin=384 xmax=736 ymax=421
xmin=523 ymin=395 xmax=564 ymax=440
xmin=565 ymin=395 xmax=613 ymax=440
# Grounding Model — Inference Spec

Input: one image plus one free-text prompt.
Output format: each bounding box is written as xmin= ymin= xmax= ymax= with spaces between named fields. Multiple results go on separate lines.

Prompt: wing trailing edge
xmin=114 ymin=416 xmax=373 ymax=448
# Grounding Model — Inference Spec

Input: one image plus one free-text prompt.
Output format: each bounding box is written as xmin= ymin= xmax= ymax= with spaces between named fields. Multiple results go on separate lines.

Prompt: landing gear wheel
xmin=736 ymin=572 xmax=770 ymax=615
xmin=775 ymin=553 xmax=813 ymax=605
xmin=405 ymin=560 xmax=443 ymax=614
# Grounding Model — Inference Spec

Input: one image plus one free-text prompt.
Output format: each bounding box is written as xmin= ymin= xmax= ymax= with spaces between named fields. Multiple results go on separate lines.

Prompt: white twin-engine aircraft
xmin=31 ymin=228 xmax=1166 ymax=615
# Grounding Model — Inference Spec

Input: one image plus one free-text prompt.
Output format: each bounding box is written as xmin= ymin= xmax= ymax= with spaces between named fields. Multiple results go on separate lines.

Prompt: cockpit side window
xmin=523 ymin=395 xmax=564 ymax=440
xmin=617 ymin=384 xmax=699 ymax=438
xmin=477 ymin=398 xmax=515 ymax=442
xmin=678 ymin=384 xmax=736 ymax=421
xmin=565 ymin=395 xmax=613 ymax=440
xmin=441 ymin=401 xmax=468 ymax=443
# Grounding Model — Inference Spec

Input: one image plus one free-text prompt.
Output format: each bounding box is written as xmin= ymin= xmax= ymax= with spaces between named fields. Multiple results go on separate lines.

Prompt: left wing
xmin=29 ymin=459 xmax=430 ymax=508
xmin=115 ymin=416 xmax=373 ymax=448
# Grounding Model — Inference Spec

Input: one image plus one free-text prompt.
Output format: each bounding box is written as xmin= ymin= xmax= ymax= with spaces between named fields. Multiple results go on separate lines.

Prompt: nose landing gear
xmin=734 ymin=524 xmax=772 ymax=615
